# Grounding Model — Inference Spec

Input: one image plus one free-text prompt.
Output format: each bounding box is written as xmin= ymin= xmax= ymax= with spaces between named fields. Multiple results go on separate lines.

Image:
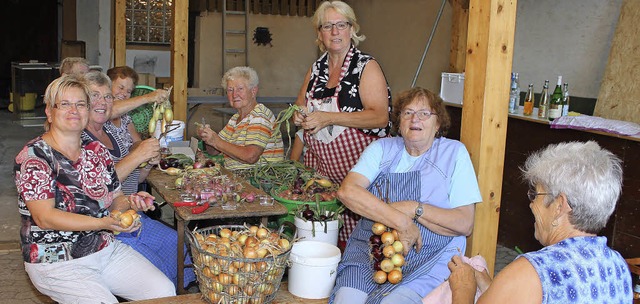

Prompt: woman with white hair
xmin=448 ymin=141 xmax=633 ymax=303
xmin=198 ymin=66 xmax=284 ymax=170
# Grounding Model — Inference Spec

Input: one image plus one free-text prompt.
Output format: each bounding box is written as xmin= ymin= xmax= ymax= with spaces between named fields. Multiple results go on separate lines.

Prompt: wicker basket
xmin=187 ymin=225 xmax=291 ymax=304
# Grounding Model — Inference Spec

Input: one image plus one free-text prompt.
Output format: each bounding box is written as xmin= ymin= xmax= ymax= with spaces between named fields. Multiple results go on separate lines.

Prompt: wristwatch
xmin=413 ymin=204 xmax=424 ymax=221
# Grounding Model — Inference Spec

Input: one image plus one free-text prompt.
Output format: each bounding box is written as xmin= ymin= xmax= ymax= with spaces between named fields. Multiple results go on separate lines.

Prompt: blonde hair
xmin=43 ymin=75 xmax=91 ymax=131
xmin=313 ymin=1 xmax=365 ymax=52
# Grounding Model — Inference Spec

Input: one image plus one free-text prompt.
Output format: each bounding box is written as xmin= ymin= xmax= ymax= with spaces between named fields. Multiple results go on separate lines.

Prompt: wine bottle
xmin=538 ymin=80 xmax=550 ymax=119
xmin=523 ymin=83 xmax=534 ymax=116
xmin=508 ymin=73 xmax=519 ymax=114
xmin=548 ymin=76 xmax=563 ymax=121
xmin=562 ymin=83 xmax=570 ymax=116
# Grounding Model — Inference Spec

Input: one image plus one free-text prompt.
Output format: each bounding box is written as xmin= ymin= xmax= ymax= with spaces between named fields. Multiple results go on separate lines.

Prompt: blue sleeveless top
xmin=521 ymin=236 xmax=632 ymax=303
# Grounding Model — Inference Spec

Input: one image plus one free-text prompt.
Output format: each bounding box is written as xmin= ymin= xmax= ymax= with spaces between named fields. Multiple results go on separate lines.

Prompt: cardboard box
xmin=168 ymin=137 xmax=199 ymax=160
xmin=440 ymin=72 xmax=465 ymax=105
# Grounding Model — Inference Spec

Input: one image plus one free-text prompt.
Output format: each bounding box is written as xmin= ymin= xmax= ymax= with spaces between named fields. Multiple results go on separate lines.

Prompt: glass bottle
xmin=562 ymin=83 xmax=570 ymax=116
xmin=548 ymin=76 xmax=563 ymax=121
xmin=537 ymin=80 xmax=550 ymax=119
xmin=523 ymin=83 xmax=534 ymax=116
xmin=508 ymin=73 xmax=519 ymax=114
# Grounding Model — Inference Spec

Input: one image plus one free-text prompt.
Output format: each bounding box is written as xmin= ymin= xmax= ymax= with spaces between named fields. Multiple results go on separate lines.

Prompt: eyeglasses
xmin=53 ymin=101 xmax=89 ymax=111
xmin=90 ymin=92 xmax=114 ymax=103
xmin=527 ymin=189 xmax=553 ymax=202
xmin=319 ymin=21 xmax=351 ymax=32
xmin=401 ymin=110 xmax=437 ymax=121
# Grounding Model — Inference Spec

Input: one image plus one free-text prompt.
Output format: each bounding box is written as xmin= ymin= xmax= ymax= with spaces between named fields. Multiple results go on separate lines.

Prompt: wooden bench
xmin=128 ymin=282 xmax=328 ymax=304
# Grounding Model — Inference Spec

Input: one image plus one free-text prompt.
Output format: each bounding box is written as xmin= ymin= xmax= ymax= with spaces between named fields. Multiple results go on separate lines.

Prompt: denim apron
xmin=330 ymin=148 xmax=455 ymax=304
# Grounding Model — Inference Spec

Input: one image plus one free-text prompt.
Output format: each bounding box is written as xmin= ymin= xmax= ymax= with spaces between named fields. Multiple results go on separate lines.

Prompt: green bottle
xmin=537 ymin=80 xmax=550 ymax=119
xmin=548 ymin=76 xmax=563 ymax=121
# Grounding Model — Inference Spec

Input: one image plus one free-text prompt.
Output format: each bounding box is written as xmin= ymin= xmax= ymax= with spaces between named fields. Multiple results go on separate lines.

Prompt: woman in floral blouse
xmin=14 ymin=75 xmax=175 ymax=303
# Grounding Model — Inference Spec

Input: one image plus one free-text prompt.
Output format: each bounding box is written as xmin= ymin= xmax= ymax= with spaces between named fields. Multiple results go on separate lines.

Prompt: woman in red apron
xmin=294 ymin=1 xmax=392 ymax=249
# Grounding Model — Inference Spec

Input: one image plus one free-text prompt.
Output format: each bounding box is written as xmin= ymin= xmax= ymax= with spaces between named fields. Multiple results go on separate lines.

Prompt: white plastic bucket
xmin=288 ymin=241 xmax=341 ymax=299
xmin=154 ymin=120 xmax=185 ymax=147
xmin=294 ymin=216 xmax=339 ymax=246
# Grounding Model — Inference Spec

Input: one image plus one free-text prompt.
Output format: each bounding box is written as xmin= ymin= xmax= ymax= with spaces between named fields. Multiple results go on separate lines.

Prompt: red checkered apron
xmin=301 ymin=48 xmax=380 ymax=246
xmin=303 ymin=127 xmax=376 ymax=245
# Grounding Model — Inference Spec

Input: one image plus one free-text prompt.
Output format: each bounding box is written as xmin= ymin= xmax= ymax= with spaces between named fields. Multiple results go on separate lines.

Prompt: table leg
xmin=261 ymin=216 xmax=268 ymax=227
xmin=177 ymin=215 xmax=188 ymax=294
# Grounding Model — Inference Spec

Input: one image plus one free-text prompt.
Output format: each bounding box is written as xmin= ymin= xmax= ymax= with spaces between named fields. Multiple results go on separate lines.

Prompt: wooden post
xmin=461 ymin=0 xmax=517 ymax=275
xmin=449 ymin=0 xmax=469 ymax=73
xmin=172 ymin=0 xmax=189 ymax=125
xmin=114 ymin=0 xmax=127 ymax=67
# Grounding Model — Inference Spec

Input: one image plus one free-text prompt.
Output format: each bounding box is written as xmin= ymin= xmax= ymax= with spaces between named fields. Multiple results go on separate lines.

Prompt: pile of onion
xmin=191 ymin=225 xmax=292 ymax=303
xmin=370 ymin=222 xmax=405 ymax=285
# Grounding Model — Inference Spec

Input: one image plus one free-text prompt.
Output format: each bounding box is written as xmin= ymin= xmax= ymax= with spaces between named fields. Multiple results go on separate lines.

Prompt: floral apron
xmin=330 ymin=152 xmax=454 ymax=304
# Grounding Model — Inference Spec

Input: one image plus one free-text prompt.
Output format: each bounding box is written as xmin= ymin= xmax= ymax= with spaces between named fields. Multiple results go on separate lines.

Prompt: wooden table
xmin=127 ymin=282 xmax=328 ymax=304
xmin=146 ymin=168 xmax=288 ymax=294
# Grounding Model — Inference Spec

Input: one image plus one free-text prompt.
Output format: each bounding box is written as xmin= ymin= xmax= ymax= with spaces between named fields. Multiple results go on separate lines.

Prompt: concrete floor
xmin=0 ymin=108 xmax=519 ymax=303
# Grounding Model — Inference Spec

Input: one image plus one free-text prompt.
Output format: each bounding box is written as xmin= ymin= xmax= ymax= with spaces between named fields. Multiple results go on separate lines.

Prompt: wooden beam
xmin=114 ymin=0 xmax=127 ymax=67
xmin=449 ymin=0 xmax=469 ymax=73
xmin=172 ymin=0 xmax=189 ymax=125
xmin=461 ymin=0 xmax=517 ymax=275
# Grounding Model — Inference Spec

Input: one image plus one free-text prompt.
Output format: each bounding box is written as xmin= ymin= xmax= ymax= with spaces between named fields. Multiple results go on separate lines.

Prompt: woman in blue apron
xmin=331 ymin=87 xmax=482 ymax=304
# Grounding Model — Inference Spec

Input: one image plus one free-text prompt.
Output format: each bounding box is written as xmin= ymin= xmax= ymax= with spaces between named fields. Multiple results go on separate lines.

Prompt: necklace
xmin=44 ymin=132 xmax=81 ymax=161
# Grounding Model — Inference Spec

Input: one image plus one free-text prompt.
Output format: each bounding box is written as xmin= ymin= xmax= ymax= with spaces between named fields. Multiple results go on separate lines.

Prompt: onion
xmin=387 ymin=269 xmax=403 ymax=284
xmin=219 ymin=228 xmax=232 ymax=239
xmin=371 ymin=246 xmax=383 ymax=261
xmin=244 ymin=236 xmax=259 ymax=248
xmin=373 ymin=270 xmax=387 ymax=284
xmin=371 ymin=222 xmax=387 ymax=235
xmin=256 ymin=228 xmax=269 ymax=239
xmin=381 ymin=232 xmax=395 ymax=246
xmin=119 ymin=213 xmax=134 ymax=228
xmin=380 ymin=259 xmax=394 ymax=272
xmin=373 ymin=260 xmax=382 ymax=271
xmin=382 ymin=245 xmax=396 ymax=258
xmin=392 ymin=240 xmax=404 ymax=253
xmin=369 ymin=235 xmax=382 ymax=246
xmin=278 ymin=238 xmax=290 ymax=251
xmin=391 ymin=253 xmax=405 ymax=267
xmin=218 ymin=273 xmax=232 ymax=285
xmin=243 ymin=247 xmax=258 ymax=259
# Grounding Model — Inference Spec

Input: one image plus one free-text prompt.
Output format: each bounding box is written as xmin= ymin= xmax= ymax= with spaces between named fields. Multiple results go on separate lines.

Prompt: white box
xmin=168 ymin=137 xmax=199 ymax=160
xmin=440 ymin=72 xmax=465 ymax=104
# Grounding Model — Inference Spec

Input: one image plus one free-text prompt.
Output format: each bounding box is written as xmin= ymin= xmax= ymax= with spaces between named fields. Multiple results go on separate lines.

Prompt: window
xmin=126 ymin=0 xmax=172 ymax=45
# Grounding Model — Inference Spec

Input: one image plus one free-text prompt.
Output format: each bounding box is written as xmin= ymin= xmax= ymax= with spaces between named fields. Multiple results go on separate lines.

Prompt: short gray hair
xmin=221 ymin=66 xmax=259 ymax=89
xmin=313 ymin=1 xmax=365 ymax=52
xmin=521 ymin=141 xmax=622 ymax=234
xmin=59 ymin=57 xmax=90 ymax=76
xmin=83 ymin=70 xmax=112 ymax=89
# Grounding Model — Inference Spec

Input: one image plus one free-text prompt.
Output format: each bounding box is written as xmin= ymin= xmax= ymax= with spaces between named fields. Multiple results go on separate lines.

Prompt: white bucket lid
xmin=290 ymin=241 xmax=341 ymax=266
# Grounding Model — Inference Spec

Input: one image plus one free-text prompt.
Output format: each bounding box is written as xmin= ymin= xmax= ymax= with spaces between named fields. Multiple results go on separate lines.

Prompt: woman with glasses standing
xmin=81 ymin=71 xmax=196 ymax=289
xmin=331 ymin=87 xmax=481 ymax=304
xmin=293 ymin=0 xmax=392 ymax=249
xmin=448 ymin=141 xmax=632 ymax=303
xmin=13 ymin=75 xmax=175 ymax=303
